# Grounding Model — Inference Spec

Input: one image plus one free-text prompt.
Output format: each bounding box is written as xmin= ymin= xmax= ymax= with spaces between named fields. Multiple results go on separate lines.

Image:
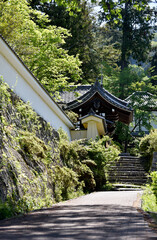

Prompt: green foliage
xmin=142 ymin=171 xmax=157 ymax=212
xmin=139 ymin=130 xmax=157 ymax=171
xmin=0 ymin=80 xmax=84 ymax=219
xmin=0 ymin=78 xmax=11 ymax=103
xmin=128 ymin=138 xmax=141 ymax=157
xmin=0 ymin=79 xmax=120 ymax=220
xmin=140 ymin=130 xmax=157 ymax=156
xmin=17 ymin=130 xmax=49 ymax=161
xmin=0 ymin=0 xmax=82 ymax=94
xmin=59 ymin=135 xmax=120 ymax=191
xmin=87 ymin=136 xmax=120 ymax=190
xmin=30 ymin=0 xmax=98 ymax=83
xmin=99 ymin=0 xmax=156 ymax=102
xmin=64 ymin=110 xmax=78 ymax=124
xmin=142 ymin=185 xmax=157 ymax=212
xmin=99 ymin=0 xmax=155 ymax=69
xmin=0 ymin=198 xmax=16 ymax=220
xmin=59 ymin=138 xmax=96 ymax=192
xmin=151 ymin=171 xmax=157 ymax=202
xmin=53 ymin=165 xmax=84 ymax=202
xmin=110 ymin=65 xmax=157 ymax=149
xmin=103 ymin=62 xmax=157 ymax=100
xmin=93 ymin=25 xmax=121 ymax=95
xmin=113 ymin=122 xmax=129 ymax=150
xmin=58 ymin=127 xmax=69 ymax=141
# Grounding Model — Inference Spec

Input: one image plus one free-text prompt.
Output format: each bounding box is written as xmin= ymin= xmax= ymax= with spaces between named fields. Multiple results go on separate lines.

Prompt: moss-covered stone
xmin=0 ymin=79 xmax=83 ymax=219
xmin=0 ymin=78 xmax=121 ymax=219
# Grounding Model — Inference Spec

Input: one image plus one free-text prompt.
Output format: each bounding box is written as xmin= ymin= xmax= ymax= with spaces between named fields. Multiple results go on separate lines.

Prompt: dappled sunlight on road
xmin=0 ymin=192 xmax=156 ymax=240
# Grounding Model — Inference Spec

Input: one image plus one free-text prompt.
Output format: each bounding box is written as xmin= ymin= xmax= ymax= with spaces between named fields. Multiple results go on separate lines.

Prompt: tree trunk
xmin=120 ymin=1 xmax=130 ymax=99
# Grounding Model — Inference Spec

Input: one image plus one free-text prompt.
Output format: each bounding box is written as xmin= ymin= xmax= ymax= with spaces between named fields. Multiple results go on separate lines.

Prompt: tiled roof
xmin=59 ymin=85 xmax=91 ymax=103
xmin=60 ymin=81 xmax=132 ymax=112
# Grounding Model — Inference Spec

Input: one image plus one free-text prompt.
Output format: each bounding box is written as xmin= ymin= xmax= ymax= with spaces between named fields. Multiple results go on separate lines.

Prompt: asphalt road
xmin=0 ymin=191 xmax=156 ymax=240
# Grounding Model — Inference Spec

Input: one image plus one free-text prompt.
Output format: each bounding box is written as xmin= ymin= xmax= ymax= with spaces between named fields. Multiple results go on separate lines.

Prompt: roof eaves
xmin=66 ymin=89 xmax=133 ymax=112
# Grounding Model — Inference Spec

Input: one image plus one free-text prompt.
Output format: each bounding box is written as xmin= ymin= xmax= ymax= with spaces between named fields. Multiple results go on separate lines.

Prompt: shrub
xmin=151 ymin=171 xmax=157 ymax=202
xmin=0 ymin=81 xmax=84 ymax=219
xmin=142 ymin=186 xmax=157 ymax=212
xmin=53 ymin=166 xmax=84 ymax=202
xmin=64 ymin=110 xmax=78 ymax=124
xmin=139 ymin=130 xmax=157 ymax=170
xmin=59 ymin=133 xmax=120 ymax=191
xmin=139 ymin=130 xmax=157 ymax=155
xmin=87 ymin=136 xmax=120 ymax=190
xmin=59 ymin=137 xmax=96 ymax=192
xmin=142 ymin=171 xmax=157 ymax=212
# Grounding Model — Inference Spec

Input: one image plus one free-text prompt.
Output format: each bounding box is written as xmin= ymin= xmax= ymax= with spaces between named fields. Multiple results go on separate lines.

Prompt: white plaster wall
xmin=71 ymin=130 xmax=87 ymax=140
xmin=0 ymin=50 xmax=72 ymax=139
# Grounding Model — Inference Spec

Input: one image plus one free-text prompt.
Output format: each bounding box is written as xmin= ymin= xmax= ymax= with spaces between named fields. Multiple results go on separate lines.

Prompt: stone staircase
xmin=108 ymin=155 xmax=148 ymax=186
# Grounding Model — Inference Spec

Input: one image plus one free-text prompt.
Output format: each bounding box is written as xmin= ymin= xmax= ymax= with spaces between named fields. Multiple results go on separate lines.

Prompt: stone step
xmin=109 ymin=166 xmax=145 ymax=170
xmin=108 ymin=178 xmax=147 ymax=185
xmin=108 ymin=176 xmax=148 ymax=181
xmin=117 ymin=158 xmax=143 ymax=161
xmin=112 ymin=183 xmax=142 ymax=188
xmin=116 ymin=162 xmax=144 ymax=165
xmin=113 ymin=161 xmax=143 ymax=164
xmin=108 ymin=168 xmax=146 ymax=172
xmin=109 ymin=173 xmax=147 ymax=178
xmin=109 ymin=167 xmax=145 ymax=172
xmin=108 ymin=175 xmax=147 ymax=180
xmin=114 ymin=161 xmax=144 ymax=165
xmin=119 ymin=155 xmax=141 ymax=159
xmin=112 ymin=183 xmax=142 ymax=191
xmin=108 ymin=155 xmax=148 ymax=186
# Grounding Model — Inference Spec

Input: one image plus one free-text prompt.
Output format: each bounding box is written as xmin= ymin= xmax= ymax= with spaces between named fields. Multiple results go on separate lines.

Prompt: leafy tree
xmin=150 ymin=32 xmax=157 ymax=85
xmin=0 ymin=0 xmax=82 ymax=94
xmin=94 ymin=24 xmax=121 ymax=83
xmin=98 ymin=0 xmax=156 ymax=99
xmin=112 ymin=65 xmax=157 ymax=151
xmin=99 ymin=0 xmax=155 ymax=67
xmin=29 ymin=0 xmax=99 ymax=83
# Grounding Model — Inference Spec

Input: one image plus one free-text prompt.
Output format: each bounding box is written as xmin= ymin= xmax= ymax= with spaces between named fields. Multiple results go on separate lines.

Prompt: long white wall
xmin=0 ymin=38 xmax=73 ymax=139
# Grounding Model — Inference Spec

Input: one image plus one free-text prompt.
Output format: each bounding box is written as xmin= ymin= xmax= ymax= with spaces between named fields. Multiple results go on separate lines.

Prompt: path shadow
xmin=0 ymin=204 xmax=156 ymax=239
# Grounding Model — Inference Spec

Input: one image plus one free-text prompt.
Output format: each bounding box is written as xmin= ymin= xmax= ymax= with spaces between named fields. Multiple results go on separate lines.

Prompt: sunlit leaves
xmin=0 ymin=0 xmax=82 ymax=94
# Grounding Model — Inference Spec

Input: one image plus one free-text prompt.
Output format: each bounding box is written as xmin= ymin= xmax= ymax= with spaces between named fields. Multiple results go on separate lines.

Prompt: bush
xmin=142 ymin=171 xmax=157 ymax=212
xmin=0 ymin=81 xmax=84 ymax=219
xmin=53 ymin=166 xmax=84 ymax=202
xmin=87 ymin=136 xmax=120 ymax=190
xmin=151 ymin=171 xmax=157 ymax=202
xmin=59 ymin=132 xmax=120 ymax=191
xmin=139 ymin=130 xmax=157 ymax=171
xmin=59 ymin=137 xmax=96 ymax=192
xmin=142 ymin=186 xmax=157 ymax=212
xmin=139 ymin=130 xmax=157 ymax=156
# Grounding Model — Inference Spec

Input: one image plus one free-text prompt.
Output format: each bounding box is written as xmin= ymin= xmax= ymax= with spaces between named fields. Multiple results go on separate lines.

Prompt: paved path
xmin=0 ymin=191 xmax=156 ymax=240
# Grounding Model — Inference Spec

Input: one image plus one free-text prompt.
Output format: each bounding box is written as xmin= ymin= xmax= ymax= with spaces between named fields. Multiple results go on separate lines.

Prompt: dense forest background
xmin=0 ymin=0 xmax=157 ymax=135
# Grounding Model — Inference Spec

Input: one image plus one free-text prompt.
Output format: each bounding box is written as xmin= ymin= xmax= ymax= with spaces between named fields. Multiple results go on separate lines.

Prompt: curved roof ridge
xmin=92 ymin=80 xmax=129 ymax=107
xmin=66 ymin=81 xmax=132 ymax=112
